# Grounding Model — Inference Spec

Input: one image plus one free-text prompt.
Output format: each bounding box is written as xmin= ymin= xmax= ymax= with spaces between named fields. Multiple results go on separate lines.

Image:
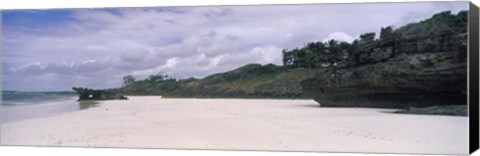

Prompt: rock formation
xmin=301 ymin=11 xmax=468 ymax=108
xmin=72 ymin=87 xmax=128 ymax=101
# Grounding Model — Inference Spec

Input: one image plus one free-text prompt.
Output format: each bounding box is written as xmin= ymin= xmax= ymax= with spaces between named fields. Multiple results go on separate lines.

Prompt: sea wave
xmin=2 ymin=91 xmax=77 ymax=106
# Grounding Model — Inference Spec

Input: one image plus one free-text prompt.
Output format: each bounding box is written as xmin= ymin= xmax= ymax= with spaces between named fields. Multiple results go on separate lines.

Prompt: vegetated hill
xmin=119 ymin=63 xmax=326 ymax=98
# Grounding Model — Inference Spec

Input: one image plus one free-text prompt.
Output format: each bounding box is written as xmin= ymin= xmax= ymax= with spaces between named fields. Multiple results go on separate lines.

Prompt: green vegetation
xmin=120 ymin=63 xmax=327 ymax=98
xmin=394 ymin=10 xmax=468 ymax=36
xmin=73 ymin=87 xmax=128 ymax=100
xmin=123 ymin=75 xmax=135 ymax=86
xmin=395 ymin=105 xmax=467 ymax=116
xmin=282 ymin=10 xmax=468 ymax=69
xmin=282 ymin=39 xmax=357 ymax=69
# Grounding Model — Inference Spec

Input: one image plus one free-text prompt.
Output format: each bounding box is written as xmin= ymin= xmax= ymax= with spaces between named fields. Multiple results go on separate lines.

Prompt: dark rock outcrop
xmin=302 ymin=51 xmax=467 ymax=108
xmin=72 ymin=87 xmax=128 ymax=101
xmin=301 ymin=11 xmax=468 ymax=108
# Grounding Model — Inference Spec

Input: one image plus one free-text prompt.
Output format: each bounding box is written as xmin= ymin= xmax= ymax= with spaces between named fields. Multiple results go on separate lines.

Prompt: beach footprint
xmin=333 ymin=129 xmax=393 ymax=141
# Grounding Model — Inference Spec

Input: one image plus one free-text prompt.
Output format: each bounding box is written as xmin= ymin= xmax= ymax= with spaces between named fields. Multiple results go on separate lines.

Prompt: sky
xmin=1 ymin=2 xmax=468 ymax=91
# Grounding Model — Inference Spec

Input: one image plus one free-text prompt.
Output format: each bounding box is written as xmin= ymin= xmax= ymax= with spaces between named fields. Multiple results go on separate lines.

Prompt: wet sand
xmin=0 ymin=96 xmax=469 ymax=155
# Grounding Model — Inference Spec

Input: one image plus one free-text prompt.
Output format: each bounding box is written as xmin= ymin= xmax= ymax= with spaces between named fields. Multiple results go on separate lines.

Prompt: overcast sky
xmin=2 ymin=2 xmax=468 ymax=91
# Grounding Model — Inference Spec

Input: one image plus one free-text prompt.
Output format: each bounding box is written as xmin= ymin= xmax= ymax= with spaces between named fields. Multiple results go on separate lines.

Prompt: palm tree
xmin=123 ymin=75 xmax=135 ymax=86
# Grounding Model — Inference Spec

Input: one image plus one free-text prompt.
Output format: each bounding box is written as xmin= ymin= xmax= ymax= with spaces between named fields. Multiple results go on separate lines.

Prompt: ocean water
xmin=1 ymin=91 xmax=100 ymax=123
xmin=2 ymin=91 xmax=77 ymax=106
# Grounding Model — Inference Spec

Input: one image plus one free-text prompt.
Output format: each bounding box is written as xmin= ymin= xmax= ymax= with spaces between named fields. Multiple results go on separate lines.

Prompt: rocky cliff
xmin=301 ymin=11 xmax=468 ymax=108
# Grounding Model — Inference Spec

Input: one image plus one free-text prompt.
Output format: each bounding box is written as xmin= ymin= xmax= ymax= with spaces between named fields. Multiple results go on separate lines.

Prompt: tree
xmin=380 ymin=26 xmax=393 ymax=39
xmin=279 ymin=40 xmax=354 ymax=68
xmin=304 ymin=49 xmax=318 ymax=68
xmin=359 ymin=32 xmax=375 ymax=44
xmin=282 ymin=49 xmax=290 ymax=67
xmin=326 ymin=39 xmax=341 ymax=65
xmin=337 ymin=41 xmax=351 ymax=60
xmin=123 ymin=74 xmax=136 ymax=86
xmin=148 ymin=74 xmax=165 ymax=82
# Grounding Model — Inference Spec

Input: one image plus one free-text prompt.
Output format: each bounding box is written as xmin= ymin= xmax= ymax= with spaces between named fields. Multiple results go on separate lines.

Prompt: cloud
xmin=323 ymin=32 xmax=356 ymax=43
xmin=2 ymin=2 xmax=469 ymax=91
xmin=121 ymin=49 xmax=150 ymax=62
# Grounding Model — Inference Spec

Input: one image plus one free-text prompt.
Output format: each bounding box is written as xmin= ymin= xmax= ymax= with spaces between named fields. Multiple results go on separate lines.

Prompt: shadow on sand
xmin=77 ymin=101 xmax=100 ymax=110
xmin=294 ymin=103 xmax=321 ymax=108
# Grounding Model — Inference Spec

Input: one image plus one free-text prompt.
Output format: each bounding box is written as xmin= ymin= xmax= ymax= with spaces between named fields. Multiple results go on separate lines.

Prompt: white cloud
xmin=323 ymin=31 xmax=356 ymax=43
xmin=121 ymin=49 xmax=150 ymax=62
xmin=249 ymin=46 xmax=283 ymax=64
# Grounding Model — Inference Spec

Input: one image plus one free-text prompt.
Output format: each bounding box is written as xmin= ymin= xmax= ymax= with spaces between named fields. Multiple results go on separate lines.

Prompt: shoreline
xmin=0 ymin=96 xmax=469 ymax=154
xmin=1 ymin=97 xmax=80 ymax=123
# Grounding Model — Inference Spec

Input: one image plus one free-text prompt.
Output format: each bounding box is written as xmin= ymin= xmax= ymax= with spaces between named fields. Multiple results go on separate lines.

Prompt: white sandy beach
xmin=0 ymin=96 xmax=468 ymax=155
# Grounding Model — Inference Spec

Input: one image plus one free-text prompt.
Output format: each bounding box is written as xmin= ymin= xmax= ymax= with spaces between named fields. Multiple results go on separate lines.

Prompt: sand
xmin=0 ymin=96 xmax=469 ymax=155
